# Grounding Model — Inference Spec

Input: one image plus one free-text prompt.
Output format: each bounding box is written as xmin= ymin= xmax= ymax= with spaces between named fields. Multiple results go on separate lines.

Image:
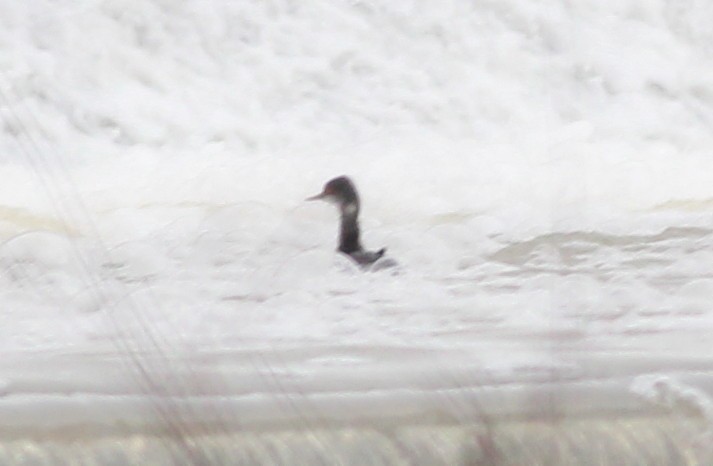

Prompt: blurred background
xmin=1 ymin=0 xmax=713 ymax=463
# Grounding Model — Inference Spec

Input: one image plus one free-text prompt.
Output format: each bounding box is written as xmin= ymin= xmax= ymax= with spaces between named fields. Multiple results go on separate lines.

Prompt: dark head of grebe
xmin=307 ymin=176 xmax=387 ymax=266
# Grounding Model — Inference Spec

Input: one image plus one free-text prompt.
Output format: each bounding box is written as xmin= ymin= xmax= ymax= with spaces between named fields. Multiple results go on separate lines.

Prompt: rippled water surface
xmin=2 ymin=0 xmax=713 ymax=462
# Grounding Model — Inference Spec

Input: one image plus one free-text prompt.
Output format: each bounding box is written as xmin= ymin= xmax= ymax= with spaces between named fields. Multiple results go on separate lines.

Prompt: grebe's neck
xmin=338 ymin=201 xmax=362 ymax=254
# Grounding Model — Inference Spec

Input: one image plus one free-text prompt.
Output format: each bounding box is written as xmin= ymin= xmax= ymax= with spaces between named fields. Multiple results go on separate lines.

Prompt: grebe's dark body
xmin=308 ymin=176 xmax=389 ymax=267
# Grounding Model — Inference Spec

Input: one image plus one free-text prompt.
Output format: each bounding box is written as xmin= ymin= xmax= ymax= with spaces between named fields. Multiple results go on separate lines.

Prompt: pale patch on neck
xmin=343 ymin=202 xmax=358 ymax=216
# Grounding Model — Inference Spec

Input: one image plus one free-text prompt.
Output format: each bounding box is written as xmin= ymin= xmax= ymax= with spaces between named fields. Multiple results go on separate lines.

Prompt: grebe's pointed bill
xmin=306 ymin=182 xmax=336 ymax=202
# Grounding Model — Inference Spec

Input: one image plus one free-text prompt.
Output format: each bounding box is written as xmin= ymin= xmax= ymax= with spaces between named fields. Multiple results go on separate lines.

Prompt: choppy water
xmin=2 ymin=0 xmax=713 ymax=462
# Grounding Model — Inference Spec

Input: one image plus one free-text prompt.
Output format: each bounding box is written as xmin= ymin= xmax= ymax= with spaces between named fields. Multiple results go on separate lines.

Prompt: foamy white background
xmin=1 ymin=0 xmax=713 ymax=393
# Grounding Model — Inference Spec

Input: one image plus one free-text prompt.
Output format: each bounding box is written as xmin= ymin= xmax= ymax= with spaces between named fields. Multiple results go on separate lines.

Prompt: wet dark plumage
xmin=307 ymin=176 xmax=389 ymax=267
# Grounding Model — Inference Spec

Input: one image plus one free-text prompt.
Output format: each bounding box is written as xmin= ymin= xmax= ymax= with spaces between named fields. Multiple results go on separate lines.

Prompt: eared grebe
xmin=307 ymin=176 xmax=389 ymax=267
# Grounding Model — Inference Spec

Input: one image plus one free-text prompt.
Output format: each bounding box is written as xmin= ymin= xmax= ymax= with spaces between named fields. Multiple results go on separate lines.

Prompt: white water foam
xmin=1 ymin=0 xmax=713 ymax=408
